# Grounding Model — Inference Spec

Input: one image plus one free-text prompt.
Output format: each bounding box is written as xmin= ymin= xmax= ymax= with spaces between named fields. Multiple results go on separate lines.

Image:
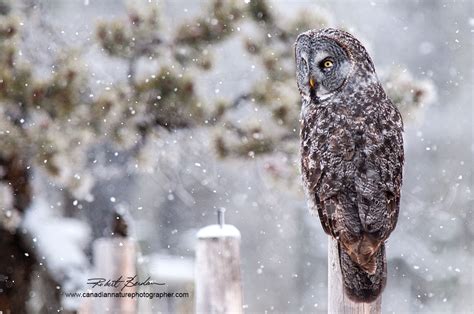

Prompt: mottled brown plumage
xmin=295 ymin=28 xmax=404 ymax=302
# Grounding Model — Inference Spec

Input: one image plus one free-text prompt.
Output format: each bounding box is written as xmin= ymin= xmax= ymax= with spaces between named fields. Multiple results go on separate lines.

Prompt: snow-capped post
xmin=328 ymin=237 xmax=381 ymax=314
xmin=88 ymin=210 xmax=137 ymax=313
xmin=195 ymin=208 xmax=243 ymax=314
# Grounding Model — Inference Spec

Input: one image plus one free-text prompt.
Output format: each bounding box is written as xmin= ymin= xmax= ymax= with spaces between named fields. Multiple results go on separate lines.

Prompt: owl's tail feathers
xmin=339 ymin=242 xmax=387 ymax=303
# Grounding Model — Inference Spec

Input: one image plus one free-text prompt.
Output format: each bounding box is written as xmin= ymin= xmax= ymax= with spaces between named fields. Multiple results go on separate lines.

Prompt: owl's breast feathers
xmin=300 ymin=92 xmax=404 ymax=272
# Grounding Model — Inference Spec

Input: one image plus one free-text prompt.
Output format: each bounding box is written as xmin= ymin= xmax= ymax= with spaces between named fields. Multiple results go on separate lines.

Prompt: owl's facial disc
xmin=295 ymin=35 xmax=351 ymax=104
xmin=309 ymin=45 xmax=351 ymax=103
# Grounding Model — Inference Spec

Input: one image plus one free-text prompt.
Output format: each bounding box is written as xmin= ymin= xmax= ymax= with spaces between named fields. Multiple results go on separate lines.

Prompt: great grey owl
xmin=295 ymin=28 xmax=404 ymax=302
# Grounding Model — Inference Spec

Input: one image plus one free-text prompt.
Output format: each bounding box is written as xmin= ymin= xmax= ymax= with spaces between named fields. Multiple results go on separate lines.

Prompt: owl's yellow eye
xmin=323 ymin=60 xmax=334 ymax=68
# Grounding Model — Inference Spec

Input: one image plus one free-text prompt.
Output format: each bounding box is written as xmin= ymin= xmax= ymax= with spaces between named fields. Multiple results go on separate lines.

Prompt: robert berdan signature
xmin=87 ymin=275 xmax=165 ymax=291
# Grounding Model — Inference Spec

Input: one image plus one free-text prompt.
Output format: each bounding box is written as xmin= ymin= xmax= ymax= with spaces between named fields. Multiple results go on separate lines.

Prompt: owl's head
xmin=295 ymin=28 xmax=375 ymax=104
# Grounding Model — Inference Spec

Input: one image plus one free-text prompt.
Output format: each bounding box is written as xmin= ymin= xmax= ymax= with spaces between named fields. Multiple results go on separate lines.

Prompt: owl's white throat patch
xmin=317 ymin=92 xmax=335 ymax=102
xmin=312 ymin=85 xmax=335 ymax=104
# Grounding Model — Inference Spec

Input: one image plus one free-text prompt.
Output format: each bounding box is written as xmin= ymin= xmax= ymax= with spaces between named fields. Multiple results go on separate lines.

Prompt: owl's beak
xmin=309 ymin=77 xmax=319 ymax=103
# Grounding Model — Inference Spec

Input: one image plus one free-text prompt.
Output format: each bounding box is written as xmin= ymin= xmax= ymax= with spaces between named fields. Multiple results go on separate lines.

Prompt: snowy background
xmin=0 ymin=0 xmax=472 ymax=313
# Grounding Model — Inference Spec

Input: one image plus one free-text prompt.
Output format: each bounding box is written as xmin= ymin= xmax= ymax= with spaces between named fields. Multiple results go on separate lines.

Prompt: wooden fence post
xmin=328 ymin=237 xmax=381 ymax=314
xmin=79 ymin=211 xmax=137 ymax=314
xmin=91 ymin=238 xmax=137 ymax=313
xmin=195 ymin=209 xmax=243 ymax=314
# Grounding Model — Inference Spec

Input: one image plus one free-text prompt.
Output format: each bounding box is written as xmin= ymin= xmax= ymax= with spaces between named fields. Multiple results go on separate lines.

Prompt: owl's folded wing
xmin=355 ymin=102 xmax=404 ymax=240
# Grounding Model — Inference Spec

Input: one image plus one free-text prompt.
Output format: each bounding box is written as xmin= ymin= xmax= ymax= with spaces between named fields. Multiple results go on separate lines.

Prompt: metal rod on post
xmin=218 ymin=208 xmax=225 ymax=227
xmin=328 ymin=237 xmax=381 ymax=314
xmin=195 ymin=209 xmax=243 ymax=314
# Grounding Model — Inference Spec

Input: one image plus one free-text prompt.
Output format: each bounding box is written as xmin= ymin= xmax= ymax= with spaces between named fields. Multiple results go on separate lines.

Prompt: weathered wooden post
xmin=83 ymin=210 xmax=137 ymax=314
xmin=328 ymin=237 xmax=381 ymax=314
xmin=91 ymin=238 xmax=137 ymax=313
xmin=195 ymin=209 xmax=243 ymax=314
